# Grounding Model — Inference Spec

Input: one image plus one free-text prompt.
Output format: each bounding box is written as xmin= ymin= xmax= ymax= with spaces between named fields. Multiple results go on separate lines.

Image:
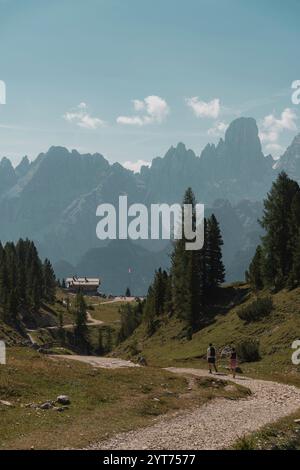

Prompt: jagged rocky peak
xmin=0 ymin=156 xmax=14 ymax=169
xmin=15 ymin=155 xmax=30 ymax=178
xmin=224 ymin=117 xmax=262 ymax=159
xmin=46 ymin=146 xmax=70 ymax=157
xmin=0 ymin=156 xmax=16 ymax=178
xmin=0 ymin=156 xmax=17 ymax=195
xmin=275 ymin=132 xmax=300 ymax=181
xmin=151 ymin=142 xmax=197 ymax=172
xmin=200 ymin=142 xmax=217 ymax=161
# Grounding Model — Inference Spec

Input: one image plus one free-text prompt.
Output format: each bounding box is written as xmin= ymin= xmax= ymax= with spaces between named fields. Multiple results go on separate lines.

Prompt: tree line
xmin=0 ymin=239 xmax=56 ymax=325
xmin=246 ymin=172 xmax=300 ymax=291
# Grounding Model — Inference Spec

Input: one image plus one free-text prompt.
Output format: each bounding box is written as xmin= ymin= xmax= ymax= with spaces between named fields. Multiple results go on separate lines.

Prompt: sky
xmin=0 ymin=0 xmax=300 ymax=170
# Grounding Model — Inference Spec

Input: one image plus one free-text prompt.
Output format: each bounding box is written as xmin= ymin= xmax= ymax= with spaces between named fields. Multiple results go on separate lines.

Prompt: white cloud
xmin=133 ymin=99 xmax=145 ymax=111
xmin=117 ymin=116 xmax=144 ymax=126
xmin=207 ymin=121 xmax=228 ymax=137
xmin=63 ymin=103 xmax=105 ymax=129
xmin=259 ymin=108 xmax=298 ymax=158
xmin=186 ymin=97 xmax=220 ymax=119
xmin=259 ymin=108 xmax=297 ymax=144
xmin=265 ymin=143 xmax=284 ymax=156
xmin=123 ymin=159 xmax=151 ymax=173
xmin=117 ymin=95 xmax=170 ymax=126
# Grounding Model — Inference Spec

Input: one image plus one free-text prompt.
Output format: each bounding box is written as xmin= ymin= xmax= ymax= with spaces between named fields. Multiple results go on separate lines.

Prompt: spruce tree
xmin=260 ymin=172 xmax=300 ymax=288
xmin=143 ymin=284 xmax=157 ymax=336
xmin=125 ymin=287 xmax=131 ymax=297
xmin=105 ymin=327 xmax=113 ymax=352
xmin=74 ymin=291 xmax=89 ymax=350
xmin=171 ymin=187 xmax=204 ymax=330
xmin=247 ymin=245 xmax=264 ymax=290
xmin=58 ymin=311 xmax=65 ymax=345
xmin=97 ymin=328 xmax=104 ymax=355
xmin=0 ymin=238 xmax=57 ymax=324
xmin=206 ymin=214 xmax=225 ymax=290
xmin=42 ymin=258 xmax=56 ymax=303
xmin=288 ymin=231 xmax=300 ymax=288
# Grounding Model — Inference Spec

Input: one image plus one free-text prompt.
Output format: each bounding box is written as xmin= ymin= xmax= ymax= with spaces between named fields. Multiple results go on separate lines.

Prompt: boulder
xmin=0 ymin=400 xmax=13 ymax=407
xmin=56 ymin=395 xmax=71 ymax=405
xmin=39 ymin=402 xmax=53 ymax=410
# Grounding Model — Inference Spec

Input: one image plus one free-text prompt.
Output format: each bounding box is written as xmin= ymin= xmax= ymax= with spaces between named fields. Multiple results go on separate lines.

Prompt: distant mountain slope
xmin=0 ymin=146 xmax=110 ymax=241
xmin=275 ymin=133 xmax=300 ymax=180
xmin=141 ymin=117 xmax=274 ymax=205
xmin=0 ymin=117 xmax=299 ymax=293
xmin=75 ymin=239 xmax=170 ymax=296
xmin=0 ymin=157 xmax=17 ymax=196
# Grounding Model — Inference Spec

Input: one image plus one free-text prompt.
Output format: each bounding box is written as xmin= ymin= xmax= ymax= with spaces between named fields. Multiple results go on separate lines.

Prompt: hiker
xmin=207 ymin=343 xmax=218 ymax=373
xmin=230 ymin=347 xmax=237 ymax=378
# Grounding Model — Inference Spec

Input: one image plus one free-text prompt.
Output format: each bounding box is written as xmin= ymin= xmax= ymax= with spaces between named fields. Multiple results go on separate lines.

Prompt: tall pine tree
xmin=206 ymin=214 xmax=225 ymax=291
xmin=171 ymin=188 xmax=204 ymax=330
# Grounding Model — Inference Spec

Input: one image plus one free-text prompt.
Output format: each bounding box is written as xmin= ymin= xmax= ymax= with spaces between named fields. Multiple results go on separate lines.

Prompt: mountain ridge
xmin=0 ymin=116 xmax=299 ymax=293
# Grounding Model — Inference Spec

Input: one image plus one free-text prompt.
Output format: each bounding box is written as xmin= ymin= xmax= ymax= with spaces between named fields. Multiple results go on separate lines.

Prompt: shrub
xmin=237 ymin=296 xmax=273 ymax=323
xmin=233 ymin=435 xmax=257 ymax=450
xmin=236 ymin=339 xmax=260 ymax=362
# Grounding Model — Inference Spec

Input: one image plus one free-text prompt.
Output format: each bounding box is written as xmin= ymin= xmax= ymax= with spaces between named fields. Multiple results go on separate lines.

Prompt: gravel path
xmin=51 ymin=354 xmax=139 ymax=369
xmin=87 ymin=367 xmax=300 ymax=450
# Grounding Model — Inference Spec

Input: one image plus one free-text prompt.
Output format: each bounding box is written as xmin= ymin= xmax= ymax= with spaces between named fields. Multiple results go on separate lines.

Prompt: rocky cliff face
xmin=274 ymin=133 xmax=300 ymax=181
xmin=141 ymin=118 xmax=274 ymax=204
xmin=0 ymin=157 xmax=17 ymax=196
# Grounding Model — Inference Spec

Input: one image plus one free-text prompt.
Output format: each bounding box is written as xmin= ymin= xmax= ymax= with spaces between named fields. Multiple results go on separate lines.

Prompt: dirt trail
xmin=26 ymin=298 xmax=136 ymax=343
xmin=26 ymin=311 xmax=103 ymax=344
xmin=85 ymin=366 xmax=300 ymax=450
xmin=51 ymin=354 xmax=139 ymax=369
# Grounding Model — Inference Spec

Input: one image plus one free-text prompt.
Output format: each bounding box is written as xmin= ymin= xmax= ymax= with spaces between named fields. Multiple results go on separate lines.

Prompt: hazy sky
xmin=0 ymin=0 xmax=299 ymax=169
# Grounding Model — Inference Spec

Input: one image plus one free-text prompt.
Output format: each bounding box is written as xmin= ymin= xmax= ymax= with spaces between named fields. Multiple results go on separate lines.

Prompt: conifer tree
xmin=0 ymin=238 xmax=57 ymax=324
xmin=246 ymin=245 xmax=264 ymax=290
xmin=171 ymin=187 xmax=204 ymax=330
xmin=206 ymin=214 xmax=225 ymax=290
xmin=97 ymin=328 xmax=104 ymax=355
xmin=288 ymin=231 xmax=300 ymax=288
xmin=73 ymin=291 xmax=90 ymax=352
xmin=260 ymin=172 xmax=300 ymax=288
xmin=42 ymin=258 xmax=56 ymax=303
xmin=58 ymin=311 xmax=65 ymax=345
xmin=125 ymin=287 xmax=131 ymax=297
xmin=105 ymin=327 xmax=113 ymax=352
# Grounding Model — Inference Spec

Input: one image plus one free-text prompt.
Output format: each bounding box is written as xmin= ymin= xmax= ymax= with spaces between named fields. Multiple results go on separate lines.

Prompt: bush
xmin=233 ymin=435 xmax=256 ymax=450
xmin=237 ymin=296 xmax=273 ymax=323
xmin=236 ymin=339 xmax=260 ymax=362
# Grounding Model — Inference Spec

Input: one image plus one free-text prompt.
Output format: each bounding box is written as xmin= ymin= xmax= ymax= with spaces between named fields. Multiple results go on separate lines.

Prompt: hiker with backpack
xmin=207 ymin=343 xmax=218 ymax=373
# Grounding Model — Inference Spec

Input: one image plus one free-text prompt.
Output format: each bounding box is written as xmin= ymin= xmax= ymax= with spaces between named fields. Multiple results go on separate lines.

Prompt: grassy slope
xmin=233 ymin=411 xmax=300 ymax=450
xmin=0 ymin=347 xmax=249 ymax=449
xmin=87 ymin=300 xmax=123 ymax=325
xmin=116 ymin=286 xmax=300 ymax=385
xmin=115 ymin=284 xmax=300 ymax=450
xmin=0 ymin=290 xmax=124 ymax=351
xmin=1 ymin=287 xmax=300 ymax=449
xmin=0 ymin=321 xmax=24 ymax=346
